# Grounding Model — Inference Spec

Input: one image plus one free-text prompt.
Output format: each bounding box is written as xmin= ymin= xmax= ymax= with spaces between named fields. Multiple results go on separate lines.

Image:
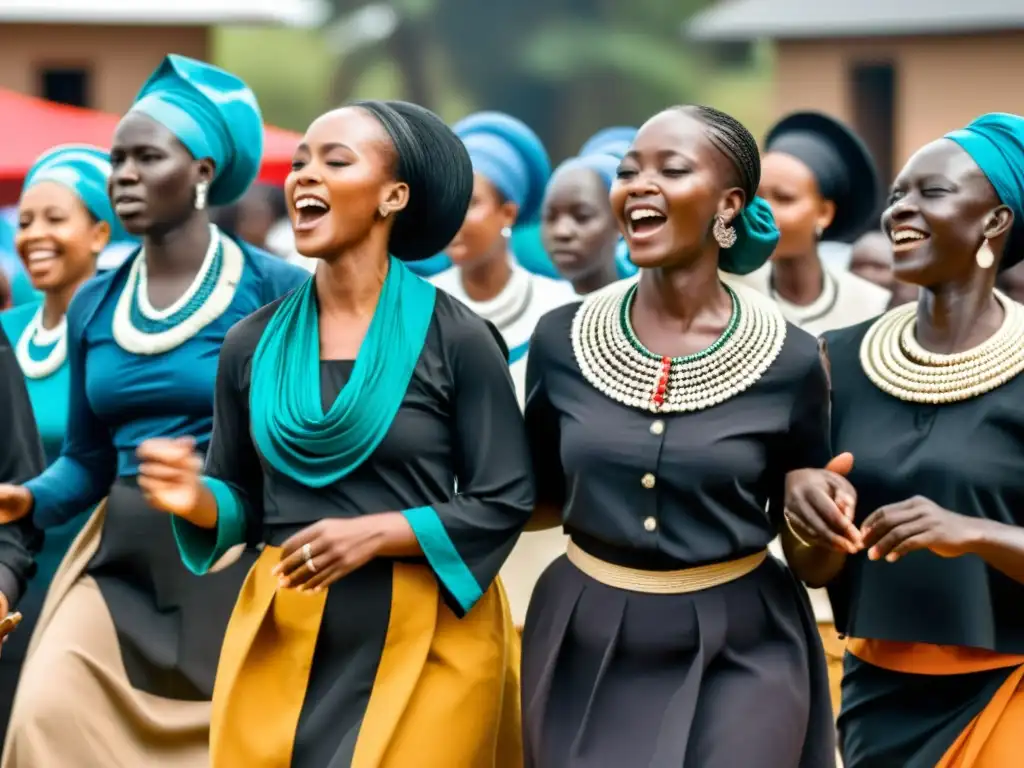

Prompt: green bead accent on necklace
xmin=619 ymin=282 xmax=742 ymax=363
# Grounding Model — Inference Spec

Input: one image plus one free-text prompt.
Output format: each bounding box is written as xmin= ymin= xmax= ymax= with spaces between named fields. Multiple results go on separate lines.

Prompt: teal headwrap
xmin=129 ymin=55 xmax=263 ymax=207
xmin=454 ymin=112 xmax=551 ymax=224
xmin=946 ymin=112 xmax=1024 ymax=271
xmin=719 ymin=196 xmax=780 ymax=275
xmin=250 ymin=259 xmax=436 ymax=486
xmin=22 ymin=144 xmax=129 ymax=242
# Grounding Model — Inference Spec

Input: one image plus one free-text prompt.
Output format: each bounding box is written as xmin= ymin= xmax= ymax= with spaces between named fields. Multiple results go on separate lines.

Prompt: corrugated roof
xmin=687 ymin=0 xmax=1024 ymax=41
xmin=0 ymin=0 xmax=324 ymax=26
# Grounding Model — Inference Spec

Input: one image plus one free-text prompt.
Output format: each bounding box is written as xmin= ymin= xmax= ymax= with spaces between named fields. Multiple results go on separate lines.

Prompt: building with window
xmin=686 ymin=1 xmax=1024 ymax=185
xmin=0 ymin=0 xmax=321 ymax=113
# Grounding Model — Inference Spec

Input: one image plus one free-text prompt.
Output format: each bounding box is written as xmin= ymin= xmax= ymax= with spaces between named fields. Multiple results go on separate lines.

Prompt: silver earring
xmin=378 ymin=205 xmax=389 ymax=219
xmin=713 ymin=215 xmax=737 ymax=249
xmin=976 ymin=239 xmax=995 ymax=269
xmin=194 ymin=181 xmax=209 ymax=211
xmin=815 ymin=224 xmax=824 ymax=239
xmin=501 ymin=226 xmax=512 ymax=239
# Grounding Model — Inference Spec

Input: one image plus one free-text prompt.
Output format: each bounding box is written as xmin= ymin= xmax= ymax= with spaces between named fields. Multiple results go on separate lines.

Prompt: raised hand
xmin=137 ymin=437 xmax=203 ymax=518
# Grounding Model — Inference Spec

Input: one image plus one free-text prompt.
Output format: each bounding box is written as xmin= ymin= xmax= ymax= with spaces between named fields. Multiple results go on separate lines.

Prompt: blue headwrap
xmin=129 ymin=54 xmax=263 ymax=207
xmin=454 ymin=112 xmax=551 ymax=224
xmin=580 ymin=126 xmax=637 ymax=159
xmin=22 ymin=144 xmax=129 ymax=242
xmin=945 ymin=112 xmax=1024 ymax=271
xmin=719 ymin=197 xmax=780 ymax=275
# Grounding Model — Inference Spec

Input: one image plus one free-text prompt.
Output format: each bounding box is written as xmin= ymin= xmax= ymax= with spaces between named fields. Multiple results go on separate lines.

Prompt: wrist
xmin=963 ymin=517 xmax=1000 ymax=557
xmin=374 ymin=512 xmax=418 ymax=557
xmin=178 ymin=481 xmax=219 ymax=529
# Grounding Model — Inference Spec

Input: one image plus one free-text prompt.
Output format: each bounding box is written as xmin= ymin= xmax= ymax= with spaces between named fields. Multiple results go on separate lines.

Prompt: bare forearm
xmin=969 ymin=518 xmax=1024 ymax=585
xmin=373 ymin=512 xmax=422 ymax=557
xmin=180 ymin=484 xmax=219 ymax=529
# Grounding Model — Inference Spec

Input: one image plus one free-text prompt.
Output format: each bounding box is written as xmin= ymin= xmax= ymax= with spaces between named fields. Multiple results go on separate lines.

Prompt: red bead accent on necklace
xmin=651 ymin=356 xmax=672 ymax=407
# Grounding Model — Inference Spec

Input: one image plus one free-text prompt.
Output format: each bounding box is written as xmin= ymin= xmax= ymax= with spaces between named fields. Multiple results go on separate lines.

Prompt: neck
xmin=915 ymin=279 xmax=1002 ymax=354
xmin=143 ymin=215 xmax=212 ymax=280
xmin=771 ymin=251 xmax=824 ymax=306
xmin=41 ymin=272 xmax=93 ymax=329
xmin=315 ymin=241 xmax=390 ymax=320
xmin=573 ymin=260 xmax=620 ymax=295
xmin=460 ymin=248 xmax=513 ymax=302
xmin=635 ymin=253 xmax=729 ymax=330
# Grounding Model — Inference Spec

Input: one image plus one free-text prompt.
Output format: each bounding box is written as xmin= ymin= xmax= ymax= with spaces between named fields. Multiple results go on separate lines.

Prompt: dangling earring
xmin=501 ymin=226 xmax=512 ymax=239
xmin=976 ymin=239 xmax=995 ymax=269
xmin=713 ymin=214 xmax=736 ymax=249
xmin=815 ymin=224 xmax=824 ymax=240
xmin=194 ymin=181 xmax=209 ymax=211
xmin=378 ymin=205 xmax=389 ymax=219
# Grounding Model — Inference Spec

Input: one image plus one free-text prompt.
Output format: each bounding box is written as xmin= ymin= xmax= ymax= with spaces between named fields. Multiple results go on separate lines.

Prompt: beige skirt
xmin=2 ymin=499 xmax=239 ymax=767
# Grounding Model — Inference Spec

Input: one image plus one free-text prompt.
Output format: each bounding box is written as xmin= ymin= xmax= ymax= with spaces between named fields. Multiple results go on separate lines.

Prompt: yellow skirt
xmin=210 ymin=547 xmax=523 ymax=767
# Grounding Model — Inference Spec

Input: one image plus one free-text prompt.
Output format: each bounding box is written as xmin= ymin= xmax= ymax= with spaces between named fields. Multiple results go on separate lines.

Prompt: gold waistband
xmin=566 ymin=541 xmax=767 ymax=594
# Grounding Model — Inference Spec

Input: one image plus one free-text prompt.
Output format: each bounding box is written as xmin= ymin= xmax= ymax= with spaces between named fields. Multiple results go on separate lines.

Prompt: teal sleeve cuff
xmin=171 ymin=477 xmax=248 ymax=576
xmin=402 ymin=506 xmax=483 ymax=614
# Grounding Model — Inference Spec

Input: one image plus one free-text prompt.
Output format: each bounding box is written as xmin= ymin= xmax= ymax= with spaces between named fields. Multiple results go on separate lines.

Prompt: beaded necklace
xmin=859 ymin=289 xmax=1024 ymax=404
xmin=112 ymin=225 xmax=243 ymax=355
xmin=572 ymin=279 xmax=787 ymax=413
xmin=15 ymin=307 xmax=66 ymax=379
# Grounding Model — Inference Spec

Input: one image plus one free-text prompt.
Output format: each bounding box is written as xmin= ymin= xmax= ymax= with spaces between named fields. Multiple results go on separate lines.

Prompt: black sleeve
xmin=170 ymin=321 xmax=266 ymax=574
xmin=524 ymin=316 xmax=566 ymax=508
xmin=0 ymin=325 xmax=45 ymax=606
xmin=402 ymin=316 xmax=535 ymax=618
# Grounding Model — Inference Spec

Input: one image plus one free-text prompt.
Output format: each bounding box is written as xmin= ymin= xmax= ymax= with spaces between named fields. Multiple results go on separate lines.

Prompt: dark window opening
xmin=39 ymin=67 xmax=90 ymax=108
xmin=850 ymin=62 xmax=896 ymax=194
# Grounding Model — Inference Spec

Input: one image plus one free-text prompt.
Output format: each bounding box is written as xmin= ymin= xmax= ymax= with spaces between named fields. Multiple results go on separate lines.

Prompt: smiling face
xmin=284 ymin=107 xmax=409 ymax=261
xmin=609 ymin=109 xmax=743 ymax=269
xmin=109 ymin=112 xmax=213 ymax=237
xmin=444 ymin=173 xmax=517 ymax=267
xmin=541 ymin=165 xmax=618 ymax=281
xmin=15 ymin=181 xmax=108 ymax=293
xmin=882 ymin=139 xmax=1011 ymax=286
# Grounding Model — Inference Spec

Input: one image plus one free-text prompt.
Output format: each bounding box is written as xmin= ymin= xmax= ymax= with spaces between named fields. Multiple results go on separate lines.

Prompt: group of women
xmin=0 ymin=51 xmax=1018 ymax=768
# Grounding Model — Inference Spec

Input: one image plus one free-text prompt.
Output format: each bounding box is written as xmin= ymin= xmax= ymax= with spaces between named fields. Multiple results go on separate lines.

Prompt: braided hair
xmin=353 ymin=100 xmax=473 ymax=262
xmin=679 ymin=105 xmax=761 ymax=207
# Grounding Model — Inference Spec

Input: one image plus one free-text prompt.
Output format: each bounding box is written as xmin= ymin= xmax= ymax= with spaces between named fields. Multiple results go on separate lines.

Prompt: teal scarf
xmin=250 ymin=257 xmax=436 ymax=487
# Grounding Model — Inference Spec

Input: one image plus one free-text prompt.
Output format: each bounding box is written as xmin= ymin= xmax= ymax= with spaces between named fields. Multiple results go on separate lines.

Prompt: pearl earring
xmin=194 ymin=181 xmax=209 ymax=211
xmin=501 ymin=226 xmax=512 ymax=239
xmin=976 ymin=239 xmax=995 ymax=269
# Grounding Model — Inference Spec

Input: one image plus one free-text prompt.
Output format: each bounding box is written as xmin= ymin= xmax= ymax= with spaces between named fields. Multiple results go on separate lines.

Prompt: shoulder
xmin=0 ymin=301 xmax=39 ymax=339
xmin=67 ymin=269 xmax=122 ymax=330
xmin=239 ymin=241 xmax=311 ymax=298
xmin=427 ymin=267 xmax=461 ymax=295
xmin=222 ymin=294 xmax=289 ymax=366
xmin=527 ymin=272 xmax=580 ymax=311
xmin=431 ymin=288 xmax=508 ymax=361
xmin=831 ymin=267 xmax=892 ymax=314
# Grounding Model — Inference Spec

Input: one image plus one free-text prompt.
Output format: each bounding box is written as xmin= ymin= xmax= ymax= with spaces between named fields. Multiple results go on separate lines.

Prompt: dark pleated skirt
xmin=521 ymin=549 xmax=836 ymax=768
xmin=838 ymin=654 xmax=1012 ymax=767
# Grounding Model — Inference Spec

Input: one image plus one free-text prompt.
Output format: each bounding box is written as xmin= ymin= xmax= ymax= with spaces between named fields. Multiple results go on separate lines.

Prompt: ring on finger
xmin=302 ymin=543 xmax=318 ymax=573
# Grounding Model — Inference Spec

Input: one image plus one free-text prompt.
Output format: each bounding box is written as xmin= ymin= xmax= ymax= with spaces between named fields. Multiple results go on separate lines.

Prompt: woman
xmin=0 ymin=144 xmax=119 ymax=738
xmin=0 ymin=55 xmax=308 ymax=767
xmin=430 ymin=111 xmax=577 ymax=404
xmin=738 ymin=112 xmax=891 ymax=333
xmin=521 ymin=104 xmax=836 ymax=767
xmin=541 ymin=127 xmax=638 ymax=294
xmin=137 ymin=100 xmax=532 ymax=767
xmin=788 ymin=112 xmax=1024 ymax=767
xmin=849 ymin=229 xmax=919 ymax=308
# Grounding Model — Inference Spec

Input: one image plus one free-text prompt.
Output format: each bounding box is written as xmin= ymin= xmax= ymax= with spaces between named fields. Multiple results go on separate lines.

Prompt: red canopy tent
xmin=0 ymin=88 xmax=300 ymax=203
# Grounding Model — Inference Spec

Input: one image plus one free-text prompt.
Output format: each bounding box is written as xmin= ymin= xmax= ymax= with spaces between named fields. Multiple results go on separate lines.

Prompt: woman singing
xmin=138 ymin=100 xmax=533 ymax=767
xmin=521 ymin=105 xmax=836 ymax=767
xmin=793 ymin=112 xmax=1024 ymax=767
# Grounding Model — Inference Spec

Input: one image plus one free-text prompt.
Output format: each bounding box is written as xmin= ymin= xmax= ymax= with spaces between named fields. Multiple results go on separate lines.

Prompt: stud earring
xmin=976 ymin=239 xmax=995 ymax=269
xmin=501 ymin=226 xmax=512 ymax=239
xmin=194 ymin=181 xmax=209 ymax=211
xmin=713 ymin=215 xmax=737 ymax=249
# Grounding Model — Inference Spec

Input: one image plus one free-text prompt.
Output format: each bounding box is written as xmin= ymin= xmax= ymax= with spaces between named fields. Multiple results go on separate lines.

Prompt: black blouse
xmin=826 ymin=320 xmax=1024 ymax=652
xmin=0 ymin=325 xmax=44 ymax=607
xmin=525 ymin=302 xmax=831 ymax=570
xmin=202 ymin=290 xmax=535 ymax=616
